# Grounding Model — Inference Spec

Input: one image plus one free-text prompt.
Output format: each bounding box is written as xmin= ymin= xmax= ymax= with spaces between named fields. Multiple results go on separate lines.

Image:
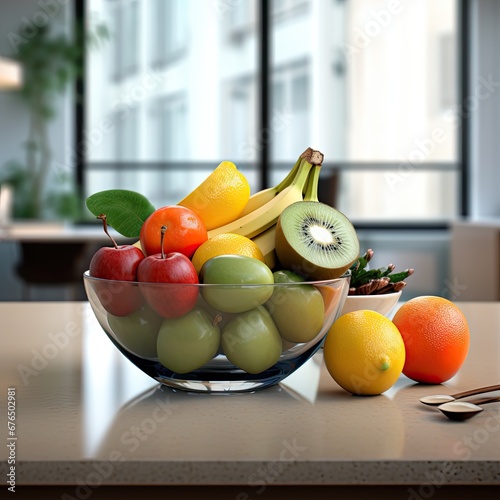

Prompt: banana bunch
xmin=208 ymin=148 xmax=324 ymax=270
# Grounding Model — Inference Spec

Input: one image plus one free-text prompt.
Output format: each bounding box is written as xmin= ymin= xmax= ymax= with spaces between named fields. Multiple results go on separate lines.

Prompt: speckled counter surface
xmin=0 ymin=302 xmax=499 ymax=494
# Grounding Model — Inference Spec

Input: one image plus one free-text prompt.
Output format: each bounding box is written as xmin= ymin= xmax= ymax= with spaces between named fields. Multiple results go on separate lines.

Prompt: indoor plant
xmin=0 ymin=15 xmax=107 ymax=220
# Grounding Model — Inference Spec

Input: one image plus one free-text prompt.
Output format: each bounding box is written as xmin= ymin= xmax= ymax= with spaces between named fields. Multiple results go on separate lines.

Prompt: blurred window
xmin=271 ymin=61 xmax=310 ymax=161
xmin=228 ymin=0 xmax=256 ymax=32
xmin=271 ymin=0 xmax=309 ymax=19
xmin=112 ymin=0 xmax=139 ymax=80
xmin=151 ymin=0 xmax=188 ymax=65
xmin=114 ymin=107 xmax=138 ymax=162
xmin=225 ymin=76 xmax=257 ymax=160
xmin=158 ymin=94 xmax=188 ymax=160
xmin=85 ymin=0 xmax=460 ymax=223
xmin=270 ymin=0 xmax=459 ymax=221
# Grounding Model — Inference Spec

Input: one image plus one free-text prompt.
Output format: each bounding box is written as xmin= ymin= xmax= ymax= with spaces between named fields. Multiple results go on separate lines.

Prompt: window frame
xmin=76 ymin=0 xmax=469 ymax=228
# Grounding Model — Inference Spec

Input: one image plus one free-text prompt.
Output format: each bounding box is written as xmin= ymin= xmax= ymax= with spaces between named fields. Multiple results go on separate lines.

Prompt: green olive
xmin=200 ymin=255 xmax=274 ymax=313
xmin=157 ymin=307 xmax=221 ymax=374
xmin=265 ymin=270 xmax=325 ymax=343
xmin=221 ymin=306 xmax=282 ymax=374
xmin=107 ymin=305 xmax=163 ymax=358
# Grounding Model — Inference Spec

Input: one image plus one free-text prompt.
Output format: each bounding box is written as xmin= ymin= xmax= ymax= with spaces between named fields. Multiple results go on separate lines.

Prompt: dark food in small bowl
xmin=348 ymin=248 xmax=414 ymax=295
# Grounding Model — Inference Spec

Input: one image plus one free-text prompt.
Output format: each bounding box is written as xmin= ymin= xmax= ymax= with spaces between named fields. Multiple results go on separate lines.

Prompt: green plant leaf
xmin=86 ymin=190 xmax=155 ymax=237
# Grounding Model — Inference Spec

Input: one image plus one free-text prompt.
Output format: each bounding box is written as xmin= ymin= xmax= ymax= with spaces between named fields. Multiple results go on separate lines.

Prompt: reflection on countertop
xmin=0 ymin=302 xmax=499 ymax=487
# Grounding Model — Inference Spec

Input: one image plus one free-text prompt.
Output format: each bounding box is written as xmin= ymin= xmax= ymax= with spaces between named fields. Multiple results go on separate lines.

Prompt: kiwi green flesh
xmin=275 ymin=201 xmax=359 ymax=280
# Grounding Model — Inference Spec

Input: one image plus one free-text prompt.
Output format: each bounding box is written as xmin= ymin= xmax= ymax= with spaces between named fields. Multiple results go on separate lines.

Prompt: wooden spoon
xmin=420 ymin=383 xmax=500 ymax=406
xmin=438 ymin=396 xmax=500 ymax=421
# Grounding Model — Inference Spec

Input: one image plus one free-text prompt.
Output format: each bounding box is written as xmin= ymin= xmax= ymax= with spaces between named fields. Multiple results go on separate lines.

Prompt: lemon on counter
xmin=323 ymin=310 xmax=405 ymax=396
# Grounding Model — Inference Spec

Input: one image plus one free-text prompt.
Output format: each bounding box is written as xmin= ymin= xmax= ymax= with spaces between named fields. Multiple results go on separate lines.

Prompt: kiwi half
xmin=275 ymin=201 xmax=359 ymax=280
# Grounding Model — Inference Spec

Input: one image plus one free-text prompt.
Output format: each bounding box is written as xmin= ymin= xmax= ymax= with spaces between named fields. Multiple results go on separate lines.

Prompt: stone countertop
xmin=0 ymin=302 xmax=499 ymax=492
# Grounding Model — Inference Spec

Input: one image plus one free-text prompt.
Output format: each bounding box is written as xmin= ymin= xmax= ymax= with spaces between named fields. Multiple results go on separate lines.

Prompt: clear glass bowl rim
xmin=83 ymin=270 xmax=351 ymax=288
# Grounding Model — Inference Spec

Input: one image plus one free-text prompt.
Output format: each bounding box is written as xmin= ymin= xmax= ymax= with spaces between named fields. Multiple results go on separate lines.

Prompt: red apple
xmin=89 ymin=215 xmax=145 ymax=316
xmin=137 ymin=226 xmax=199 ymax=318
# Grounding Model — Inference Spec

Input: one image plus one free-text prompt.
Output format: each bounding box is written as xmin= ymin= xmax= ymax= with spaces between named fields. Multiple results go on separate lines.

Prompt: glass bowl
xmin=83 ymin=271 xmax=350 ymax=393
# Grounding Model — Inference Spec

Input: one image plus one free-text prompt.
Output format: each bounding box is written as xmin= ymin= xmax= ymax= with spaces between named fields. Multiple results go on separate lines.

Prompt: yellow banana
xmin=239 ymin=156 xmax=302 ymax=217
xmin=207 ymin=148 xmax=323 ymax=240
xmin=252 ymin=225 xmax=277 ymax=269
xmin=303 ymin=163 xmax=321 ymax=202
xmin=251 ymin=162 xmax=323 ymax=270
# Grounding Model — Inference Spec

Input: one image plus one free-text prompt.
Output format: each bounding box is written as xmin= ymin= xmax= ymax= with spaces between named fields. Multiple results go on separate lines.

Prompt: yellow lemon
xmin=178 ymin=161 xmax=250 ymax=230
xmin=323 ymin=310 xmax=405 ymax=395
xmin=192 ymin=233 xmax=265 ymax=275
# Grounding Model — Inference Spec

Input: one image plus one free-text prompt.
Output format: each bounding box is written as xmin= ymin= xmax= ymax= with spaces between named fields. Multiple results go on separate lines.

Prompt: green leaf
xmin=86 ymin=189 xmax=155 ymax=237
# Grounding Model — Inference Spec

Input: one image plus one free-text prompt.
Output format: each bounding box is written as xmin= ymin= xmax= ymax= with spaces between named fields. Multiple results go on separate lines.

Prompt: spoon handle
xmin=451 ymin=383 xmax=500 ymax=400
xmin=468 ymin=396 xmax=500 ymax=406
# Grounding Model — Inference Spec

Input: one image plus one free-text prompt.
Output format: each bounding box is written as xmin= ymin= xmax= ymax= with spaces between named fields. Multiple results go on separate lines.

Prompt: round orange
xmin=139 ymin=205 xmax=207 ymax=258
xmin=392 ymin=296 xmax=470 ymax=384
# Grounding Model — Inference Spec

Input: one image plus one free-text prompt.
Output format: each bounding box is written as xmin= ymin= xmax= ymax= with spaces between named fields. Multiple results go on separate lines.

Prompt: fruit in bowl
xmin=83 ymin=272 xmax=350 ymax=392
xmin=200 ymin=254 xmax=274 ymax=313
xmin=266 ymin=270 xmax=325 ymax=343
xmin=83 ymin=147 xmax=358 ymax=392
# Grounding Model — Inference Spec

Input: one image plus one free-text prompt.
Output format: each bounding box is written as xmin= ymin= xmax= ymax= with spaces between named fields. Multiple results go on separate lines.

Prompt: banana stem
xmin=300 ymin=147 xmax=324 ymax=166
xmin=292 ymin=157 xmax=315 ymax=192
xmin=275 ymin=148 xmax=324 ymax=194
xmin=274 ymin=156 xmax=302 ymax=194
xmin=303 ymin=165 xmax=321 ymax=202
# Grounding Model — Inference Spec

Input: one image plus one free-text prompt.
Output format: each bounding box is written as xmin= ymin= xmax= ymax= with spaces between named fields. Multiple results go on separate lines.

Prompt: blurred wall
xmin=0 ymin=0 xmax=74 ymax=173
xmin=0 ymin=0 xmax=74 ymax=300
xmin=470 ymin=0 xmax=500 ymax=217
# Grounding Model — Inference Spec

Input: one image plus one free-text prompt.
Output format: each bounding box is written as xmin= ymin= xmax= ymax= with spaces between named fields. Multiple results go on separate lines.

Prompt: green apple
xmin=265 ymin=270 xmax=325 ymax=343
xmin=221 ymin=306 xmax=282 ymax=374
xmin=200 ymin=255 xmax=274 ymax=313
xmin=107 ymin=305 xmax=163 ymax=358
xmin=157 ymin=307 xmax=221 ymax=374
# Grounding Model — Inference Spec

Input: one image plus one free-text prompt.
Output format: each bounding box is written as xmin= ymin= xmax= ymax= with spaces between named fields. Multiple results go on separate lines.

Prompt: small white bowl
xmin=341 ymin=291 xmax=402 ymax=318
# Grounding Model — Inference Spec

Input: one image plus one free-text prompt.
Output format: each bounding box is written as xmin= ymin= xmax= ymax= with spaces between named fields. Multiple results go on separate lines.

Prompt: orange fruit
xmin=323 ymin=310 xmax=405 ymax=395
xmin=191 ymin=233 xmax=265 ymax=274
xmin=178 ymin=161 xmax=250 ymax=230
xmin=139 ymin=205 xmax=207 ymax=258
xmin=392 ymin=296 xmax=470 ymax=384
